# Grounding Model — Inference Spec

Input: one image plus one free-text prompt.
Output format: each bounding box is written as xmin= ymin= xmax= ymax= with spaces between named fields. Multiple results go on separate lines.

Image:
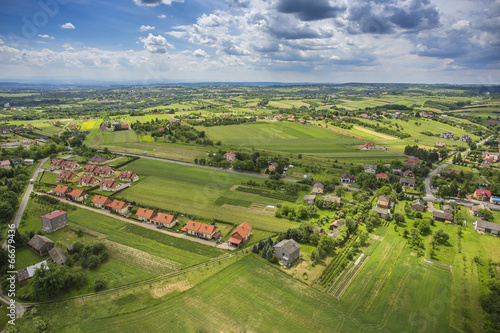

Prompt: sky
xmin=0 ymin=0 xmax=499 ymax=84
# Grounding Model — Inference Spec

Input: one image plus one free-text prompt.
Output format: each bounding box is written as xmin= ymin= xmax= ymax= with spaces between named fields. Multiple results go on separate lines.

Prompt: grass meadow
xmin=115 ymin=158 xmax=298 ymax=232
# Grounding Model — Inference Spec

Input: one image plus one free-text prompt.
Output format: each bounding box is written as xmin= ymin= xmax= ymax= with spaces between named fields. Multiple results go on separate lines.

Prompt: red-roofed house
xmin=99 ymin=179 xmax=120 ymax=191
xmin=474 ymin=189 xmax=492 ymax=201
xmin=151 ymin=213 xmax=176 ymax=228
xmin=106 ymin=200 xmax=129 ymax=215
xmin=83 ymin=164 xmax=96 ymax=174
xmin=136 ymin=208 xmax=156 ymax=222
xmin=406 ymin=156 xmax=419 ymax=165
xmin=358 ymin=142 xmax=376 ymax=150
xmin=91 ymin=195 xmax=112 ymax=208
xmin=69 ymin=124 xmax=77 ymax=130
xmin=53 ymin=184 xmax=70 ymax=197
xmin=56 ymin=171 xmax=78 ymax=183
xmin=66 ymin=189 xmax=89 ymax=202
xmin=79 ymin=174 xmax=100 ymax=187
xmin=402 ymin=170 xmax=414 ymax=178
xmin=376 ymin=173 xmax=388 ymax=180
xmin=223 ymin=152 xmax=236 ymax=162
xmin=119 ymin=170 xmax=139 ymax=182
xmin=94 ymin=166 xmax=114 ymax=178
xmin=121 ymin=124 xmax=129 ymax=130
xmin=228 ymin=222 xmax=252 ymax=247
xmin=50 ymin=159 xmax=64 ymax=170
xmin=60 ymin=160 xmax=80 ymax=171
xmin=40 ymin=210 xmax=68 ymax=233
xmin=435 ymin=142 xmax=446 ymax=148
xmin=181 ymin=220 xmax=218 ymax=240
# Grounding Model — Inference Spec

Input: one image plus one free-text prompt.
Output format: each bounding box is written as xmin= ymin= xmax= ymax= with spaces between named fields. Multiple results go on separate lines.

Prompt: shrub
xmin=94 ymin=279 xmax=107 ymax=292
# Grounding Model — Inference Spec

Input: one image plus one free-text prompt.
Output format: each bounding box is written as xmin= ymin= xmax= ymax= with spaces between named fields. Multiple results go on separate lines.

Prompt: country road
xmin=109 ymin=151 xmax=299 ymax=183
xmin=423 ymin=135 xmax=492 ymax=202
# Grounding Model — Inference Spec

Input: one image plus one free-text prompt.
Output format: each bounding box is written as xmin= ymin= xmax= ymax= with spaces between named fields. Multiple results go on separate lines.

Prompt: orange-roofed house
xmin=376 ymin=173 xmax=389 ymax=181
xmin=182 ymin=220 xmax=219 ymax=240
xmin=474 ymin=189 xmax=492 ymax=201
xmin=99 ymin=179 xmax=120 ymax=191
xmin=53 ymin=184 xmax=70 ymax=197
xmin=83 ymin=164 xmax=96 ymax=174
xmin=60 ymin=160 xmax=80 ymax=171
xmin=79 ymin=174 xmax=100 ymax=187
xmin=56 ymin=171 xmax=78 ymax=183
xmin=50 ymin=159 xmax=64 ymax=170
xmin=66 ymin=188 xmax=89 ymax=202
xmin=95 ymin=166 xmax=114 ymax=178
xmin=106 ymin=200 xmax=129 ymax=215
xmin=435 ymin=142 xmax=446 ymax=148
xmin=91 ymin=195 xmax=112 ymax=208
xmin=151 ymin=213 xmax=176 ymax=228
xmin=119 ymin=170 xmax=139 ymax=182
xmin=228 ymin=222 xmax=252 ymax=247
xmin=136 ymin=208 xmax=156 ymax=222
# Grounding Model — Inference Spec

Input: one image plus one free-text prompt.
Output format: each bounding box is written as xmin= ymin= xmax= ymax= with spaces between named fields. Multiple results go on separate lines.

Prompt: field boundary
xmin=328 ymin=253 xmax=370 ymax=298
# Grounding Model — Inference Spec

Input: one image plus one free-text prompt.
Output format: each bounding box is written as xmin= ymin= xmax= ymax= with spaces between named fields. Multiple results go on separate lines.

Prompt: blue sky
xmin=0 ymin=0 xmax=499 ymax=84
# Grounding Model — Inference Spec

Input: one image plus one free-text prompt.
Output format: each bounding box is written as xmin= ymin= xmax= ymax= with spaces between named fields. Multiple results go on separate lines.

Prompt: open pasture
xmin=116 ymin=158 xmax=297 ymax=232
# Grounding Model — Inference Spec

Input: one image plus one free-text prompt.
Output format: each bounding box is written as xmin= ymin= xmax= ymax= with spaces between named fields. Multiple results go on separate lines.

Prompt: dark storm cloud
xmin=389 ymin=6 xmax=439 ymax=31
xmin=276 ymin=0 xmax=346 ymax=21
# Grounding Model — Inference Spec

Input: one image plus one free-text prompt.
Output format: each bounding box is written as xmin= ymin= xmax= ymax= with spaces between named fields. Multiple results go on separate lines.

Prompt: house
xmin=60 ymin=160 xmax=80 ymax=171
xmin=474 ymin=189 xmax=491 ymax=201
xmin=53 ymin=121 xmax=62 ymax=125
xmin=66 ymin=188 xmax=88 ymax=202
xmin=223 ymin=152 xmax=236 ymax=163
xmin=11 ymin=157 xmax=23 ymax=165
xmin=402 ymin=170 xmax=414 ymax=178
xmin=49 ymin=247 xmax=67 ymax=265
xmin=0 ymin=127 xmax=10 ymax=134
xmin=28 ymin=235 xmax=55 ymax=255
xmin=341 ymin=173 xmax=356 ymax=184
xmin=24 ymin=159 xmax=34 ymax=165
xmin=83 ymin=164 xmax=97 ymax=174
xmin=57 ymin=171 xmax=78 ymax=183
xmin=69 ymin=124 xmax=78 ymax=130
xmin=400 ymin=177 xmax=416 ymax=188
xmin=470 ymin=204 xmax=490 ymax=217
xmin=406 ymin=156 xmax=419 ymax=166
xmin=274 ymin=239 xmax=300 ymax=266
xmin=91 ymin=195 xmax=112 ymax=208
xmin=324 ymin=195 xmax=341 ymax=206
xmin=182 ymin=220 xmax=219 ymax=240
xmin=372 ymin=207 xmax=391 ymax=219
xmin=99 ymin=179 xmax=121 ymax=191
xmin=151 ymin=213 xmax=176 ymax=228
xmin=365 ymin=164 xmax=377 ymax=174
xmin=136 ymin=208 xmax=156 ymax=222
xmin=53 ymin=184 xmax=70 ymax=197
xmin=490 ymin=197 xmax=500 ymax=205
xmin=94 ymin=166 xmax=114 ymax=178
xmin=411 ymin=199 xmax=426 ymax=212
xmin=228 ymin=222 xmax=253 ymax=247
xmin=79 ymin=174 xmax=100 ymax=187
xmin=303 ymin=195 xmax=316 ymax=205
xmin=120 ymin=124 xmax=129 ymax=130
xmin=446 ymin=169 xmax=458 ymax=175
xmin=377 ymin=196 xmax=391 ymax=209
xmin=435 ymin=142 xmax=446 ymax=148
xmin=432 ymin=211 xmax=453 ymax=223
xmin=482 ymin=152 xmax=500 ymax=163
xmin=358 ymin=142 xmax=376 ymax=150
xmin=392 ymin=169 xmax=402 ymax=176
xmin=459 ymin=135 xmax=471 ymax=143
xmin=443 ymin=205 xmax=453 ymax=215
xmin=329 ymin=219 xmax=345 ymax=230
xmin=328 ymin=228 xmax=341 ymax=239
xmin=268 ymin=162 xmax=278 ymax=173
xmin=88 ymin=155 xmax=107 ymax=165
xmin=50 ymin=158 xmax=64 ymax=170
xmin=311 ymin=182 xmax=324 ymax=195
xmin=16 ymin=261 xmax=49 ymax=286
xmin=35 ymin=135 xmax=50 ymax=143
xmin=41 ymin=210 xmax=68 ymax=233
xmin=440 ymin=132 xmax=454 ymax=139
xmin=106 ymin=200 xmax=129 ymax=215
xmin=119 ymin=170 xmax=139 ymax=182
xmin=0 ymin=160 xmax=11 ymax=169
xmin=376 ymin=173 xmax=388 ymax=180
xmin=475 ymin=220 xmax=500 ymax=235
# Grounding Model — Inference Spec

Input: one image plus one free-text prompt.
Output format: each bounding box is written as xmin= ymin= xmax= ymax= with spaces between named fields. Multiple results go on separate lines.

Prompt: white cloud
xmin=193 ymin=49 xmax=209 ymax=57
xmin=139 ymin=33 xmax=172 ymax=53
xmin=158 ymin=14 xmax=167 ymax=19
xmin=60 ymin=22 xmax=75 ymax=29
xmin=140 ymin=25 xmax=155 ymax=32
xmin=38 ymin=34 xmax=55 ymax=39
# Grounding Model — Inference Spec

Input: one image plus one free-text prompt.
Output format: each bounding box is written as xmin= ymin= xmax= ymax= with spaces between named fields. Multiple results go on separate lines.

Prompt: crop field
xmin=24 ymin=255 xmax=395 ymax=333
xmin=115 ymin=159 xmax=297 ymax=232
xmin=340 ymin=233 xmax=451 ymax=332
xmin=6 ymin=119 xmax=71 ymax=135
xmin=80 ymin=120 xmax=97 ymax=130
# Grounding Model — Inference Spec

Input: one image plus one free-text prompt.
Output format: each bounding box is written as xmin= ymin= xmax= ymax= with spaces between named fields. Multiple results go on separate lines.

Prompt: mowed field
xmin=25 ymin=255 xmax=388 ymax=332
xmin=116 ymin=159 xmax=297 ymax=232
xmin=340 ymin=233 xmax=452 ymax=332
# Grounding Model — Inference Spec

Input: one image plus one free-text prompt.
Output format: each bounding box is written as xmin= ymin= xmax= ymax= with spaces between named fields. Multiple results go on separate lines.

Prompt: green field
xmin=115 ymin=159 xmax=297 ymax=232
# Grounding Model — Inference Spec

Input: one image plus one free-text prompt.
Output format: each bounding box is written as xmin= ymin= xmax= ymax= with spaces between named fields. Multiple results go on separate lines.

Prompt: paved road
xmin=37 ymin=193 xmax=237 ymax=250
xmin=58 ymin=120 xmax=72 ymax=137
xmin=109 ymin=151 xmax=299 ymax=183
xmin=1 ymin=157 xmax=49 ymax=250
xmin=423 ymin=135 xmax=492 ymax=202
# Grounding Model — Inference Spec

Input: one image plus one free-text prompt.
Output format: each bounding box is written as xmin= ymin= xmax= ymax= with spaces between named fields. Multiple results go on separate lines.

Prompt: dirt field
xmin=313 ymin=122 xmax=366 ymax=139
xmin=352 ymin=126 xmax=398 ymax=140
xmin=150 ymin=280 xmax=192 ymax=299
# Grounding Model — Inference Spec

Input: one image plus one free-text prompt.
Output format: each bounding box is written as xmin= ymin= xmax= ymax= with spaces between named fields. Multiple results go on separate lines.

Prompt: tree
xmin=433 ymin=229 xmax=450 ymax=244
xmin=394 ymin=213 xmax=405 ymax=225
xmin=478 ymin=209 xmax=493 ymax=221
xmin=277 ymin=231 xmax=284 ymax=242
xmin=0 ymin=202 xmax=14 ymax=224
xmin=251 ymin=244 xmax=259 ymax=253
xmin=318 ymin=235 xmax=335 ymax=255
xmin=345 ymin=217 xmax=356 ymax=233
xmin=94 ymin=279 xmax=107 ymax=292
